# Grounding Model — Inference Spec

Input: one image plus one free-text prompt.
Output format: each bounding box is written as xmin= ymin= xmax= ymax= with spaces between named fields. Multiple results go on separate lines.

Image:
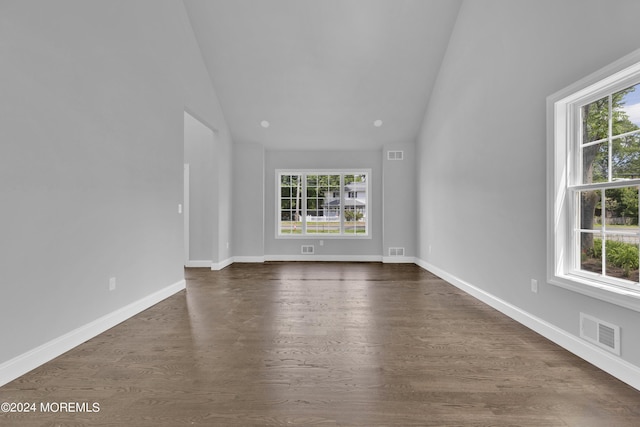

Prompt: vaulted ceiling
xmin=184 ymin=0 xmax=462 ymax=150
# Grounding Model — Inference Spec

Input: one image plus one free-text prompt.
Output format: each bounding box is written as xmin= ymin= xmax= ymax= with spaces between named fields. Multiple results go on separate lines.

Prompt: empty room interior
xmin=3 ymin=0 xmax=640 ymax=425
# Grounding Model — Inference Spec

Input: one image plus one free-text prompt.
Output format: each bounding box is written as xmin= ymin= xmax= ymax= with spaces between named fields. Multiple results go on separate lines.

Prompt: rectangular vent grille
xmin=599 ymin=323 xmax=616 ymax=349
xmin=387 ymin=150 xmax=404 ymax=160
xmin=301 ymin=245 xmax=314 ymax=255
xmin=388 ymin=247 xmax=405 ymax=257
xmin=580 ymin=313 xmax=620 ymax=355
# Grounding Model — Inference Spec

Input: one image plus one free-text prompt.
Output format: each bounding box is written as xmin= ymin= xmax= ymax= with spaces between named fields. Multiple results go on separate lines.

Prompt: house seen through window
xmin=278 ymin=170 xmax=369 ymax=237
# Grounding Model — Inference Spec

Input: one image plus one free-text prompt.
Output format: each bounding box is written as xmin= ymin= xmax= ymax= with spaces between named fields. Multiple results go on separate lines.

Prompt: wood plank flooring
xmin=1 ymin=262 xmax=639 ymax=426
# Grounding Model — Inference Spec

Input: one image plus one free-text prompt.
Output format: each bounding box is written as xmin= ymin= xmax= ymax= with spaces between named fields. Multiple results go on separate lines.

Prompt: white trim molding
xmin=265 ymin=254 xmax=382 ymax=262
xmin=232 ymin=256 xmax=266 ymax=264
xmin=382 ymin=256 xmax=417 ymax=264
xmin=211 ymin=257 xmax=234 ymax=270
xmin=415 ymin=258 xmax=640 ymax=392
xmin=0 ymin=279 xmax=186 ymax=387
xmin=185 ymin=260 xmax=212 ymax=268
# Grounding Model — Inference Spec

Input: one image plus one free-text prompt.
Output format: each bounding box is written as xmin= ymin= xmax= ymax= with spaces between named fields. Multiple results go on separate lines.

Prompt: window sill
xmin=275 ymin=234 xmax=372 ymax=240
xmin=549 ymin=273 xmax=640 ymax=312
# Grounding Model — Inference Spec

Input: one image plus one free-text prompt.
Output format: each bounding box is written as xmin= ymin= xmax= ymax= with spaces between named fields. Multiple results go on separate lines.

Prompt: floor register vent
xmin=388 ymin=247 xmax=405 ymax=257
xmin=580 ymin=313 xmax=620 ymax=355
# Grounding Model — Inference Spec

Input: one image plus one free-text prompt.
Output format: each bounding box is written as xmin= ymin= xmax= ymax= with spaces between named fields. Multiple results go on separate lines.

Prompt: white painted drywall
xmin=184 ymin=112 xmax=216 ymax=263
xmin=232 ymin=143 xmax=265 ymax=258
xmin=383 ymin=142 xmax=417 ymax=258
xmin=417 ymin=0 xmax=640 ymax=369
xmin=0 ymin=0 xmax=233 ymax=368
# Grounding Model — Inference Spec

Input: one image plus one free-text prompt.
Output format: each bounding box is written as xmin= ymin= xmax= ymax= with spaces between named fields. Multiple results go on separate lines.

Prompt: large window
xmin=277 ymin=170 xmax=370 ymax=237
xmin=549 ymin=50 xmax=640 ymax=309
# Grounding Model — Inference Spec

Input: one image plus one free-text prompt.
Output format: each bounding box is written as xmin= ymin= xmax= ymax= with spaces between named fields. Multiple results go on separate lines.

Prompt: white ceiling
xmin=184 ymin=0 xmax=462 ymax=150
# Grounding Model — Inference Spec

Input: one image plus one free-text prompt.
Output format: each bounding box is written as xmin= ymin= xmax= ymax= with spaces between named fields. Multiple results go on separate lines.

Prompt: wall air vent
xmin=388 ymin=247 xmax=405 ymax=257
xmin=580 ymin=313 xmax=620 ymax=355
xmin=301 ymin=245 xmax=314 ymax=255
xmin=387 ymin=151 xmax=404 ymax=160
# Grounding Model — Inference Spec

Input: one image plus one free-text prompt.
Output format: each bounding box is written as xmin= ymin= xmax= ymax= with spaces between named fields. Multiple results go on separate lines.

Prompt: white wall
xmin=216 ymin=131 xmax=233 ymax=267
xmin=232 ymin=147 xmax=417 ymax=262
xmin=232 ymin=142 xmax=265 ymax=260
xmin=184 ymin=112 xmax=216 ymax=263
xmin=0 ymin=0 xmax=233 ymax=381
xmin=417 ymin=0 xmax=640 ymax=378
xmin=383 ymin=142 xmax=417 ymax=259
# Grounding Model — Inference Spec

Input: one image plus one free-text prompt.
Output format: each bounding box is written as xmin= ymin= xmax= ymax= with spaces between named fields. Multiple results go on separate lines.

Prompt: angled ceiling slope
xmin=184 ymin=0 xmax=461 ymax=150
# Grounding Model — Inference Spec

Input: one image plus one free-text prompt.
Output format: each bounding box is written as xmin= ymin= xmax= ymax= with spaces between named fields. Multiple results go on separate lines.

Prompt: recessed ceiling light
xmin=373 ymin=120 xmax=383 ymax=127
xmin=260 ymin=120 xmax=270 ymax=128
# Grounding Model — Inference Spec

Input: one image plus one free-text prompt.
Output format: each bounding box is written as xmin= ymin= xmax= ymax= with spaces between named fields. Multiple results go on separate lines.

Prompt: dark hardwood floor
xmin=1 ymin=262 xmax=639 ymax=426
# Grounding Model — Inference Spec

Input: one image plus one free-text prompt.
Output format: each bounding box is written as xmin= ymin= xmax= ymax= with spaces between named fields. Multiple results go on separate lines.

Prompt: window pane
xmin=583 ymin=143 xmax=608 ymax=183
xmin=581 ymin=232 xmax=602 ymax=275
xmin=307 ymin=218 xmax=340 ymax=234
xmin=328 ymin=174 xmax=340 ymax=187
xmin=344 ymin=173 xmax=367 ymax=235
xmin=325 ymin=175 xmax=340 ymax=234
xmin=278 ymin=171 xmax=368 ymax=237
xmin=279 ymin=174 xmax=301 ymax=235
xmin=579 ymin=190 xmax=602 ymax=273
xmin=306 ymin=186 xmax=317 ymax=198
xmin=579 ymin=190 xmax=602 ymax=231
xmin=604 ymin=187 xmax=639 ymax=228
xmin=344 ymin=208 xmax=366 ymax=234
xmin=612 ymin=133 xmax=640 ymax=179
xmin=613 ymin=82 xmax=640 ymax=135
xmin=582 ymin=96 xmax=609 ymax=143
xmin=604 ymin=235 xmax=639 ymax=282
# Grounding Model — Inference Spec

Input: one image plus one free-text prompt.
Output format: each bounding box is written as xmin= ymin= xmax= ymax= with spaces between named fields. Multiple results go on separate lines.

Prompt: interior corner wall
xmin=383 ymin=142 xmax=417 ymax=259
xmin=232 ymin=142 xmax=265 ymax=259
xmin=184 ymin=112 xmax=216 ymax=263
xmin=0 ymin=0 xmax=232 ymax=381
xmin=416 ymin=0 xmax=640 ymax=374
xmin=215 ymin=132 xmax=233 ymax=266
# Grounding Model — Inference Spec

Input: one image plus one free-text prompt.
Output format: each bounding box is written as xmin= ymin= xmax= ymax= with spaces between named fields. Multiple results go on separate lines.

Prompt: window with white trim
xmin=549 ymin=49 xmax=640 ymax=309
xmin=277 ymin=170 xmax=370 ymax=237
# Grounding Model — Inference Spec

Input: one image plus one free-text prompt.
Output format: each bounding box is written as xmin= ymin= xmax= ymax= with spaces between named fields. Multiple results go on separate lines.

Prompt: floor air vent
xmin=388 ymin=247 xmax=405 ymax=257
xmin=580 ymin=313 xmax=620 ymax=355
xmin=301 ymin=245 xmax=314 ymax=255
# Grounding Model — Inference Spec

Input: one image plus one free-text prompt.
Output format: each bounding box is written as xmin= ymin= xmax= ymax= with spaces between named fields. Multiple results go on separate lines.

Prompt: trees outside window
xmin=549 ymin=50 xmax=640 ymax=308
xmin=277 ymin=170 xmax=369 ymax=237
xmin=579 ymin=83 xmax=640 ymax=282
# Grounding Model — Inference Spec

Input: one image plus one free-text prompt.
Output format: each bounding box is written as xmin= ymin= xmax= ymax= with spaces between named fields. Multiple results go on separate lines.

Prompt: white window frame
xmin=548 ymin=48 xmax=640 ymax=312
xmin=276 ymin=169 xmax=371 ymax=239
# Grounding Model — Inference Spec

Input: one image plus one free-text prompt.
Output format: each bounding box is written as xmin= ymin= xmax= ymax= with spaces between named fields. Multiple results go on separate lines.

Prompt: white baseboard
xmin=216 ymin=254 xmax=410 ymax=265
xmin=211 ymin=257 xmax=234 ymax=270
xmin=185 ymin=260 xmax=211 ymax=268
xmin=0 ymin=279 xmax=186 ymax=388
xmin=382 ymin=256 xmax=417 ymax=264
xmin=232 ymin=256 xmax=266 ymax=264
xmin=265 ymin=254 xmax=383 ymax=262
xmin=415 ymin=258 xmax=640 ymax=391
